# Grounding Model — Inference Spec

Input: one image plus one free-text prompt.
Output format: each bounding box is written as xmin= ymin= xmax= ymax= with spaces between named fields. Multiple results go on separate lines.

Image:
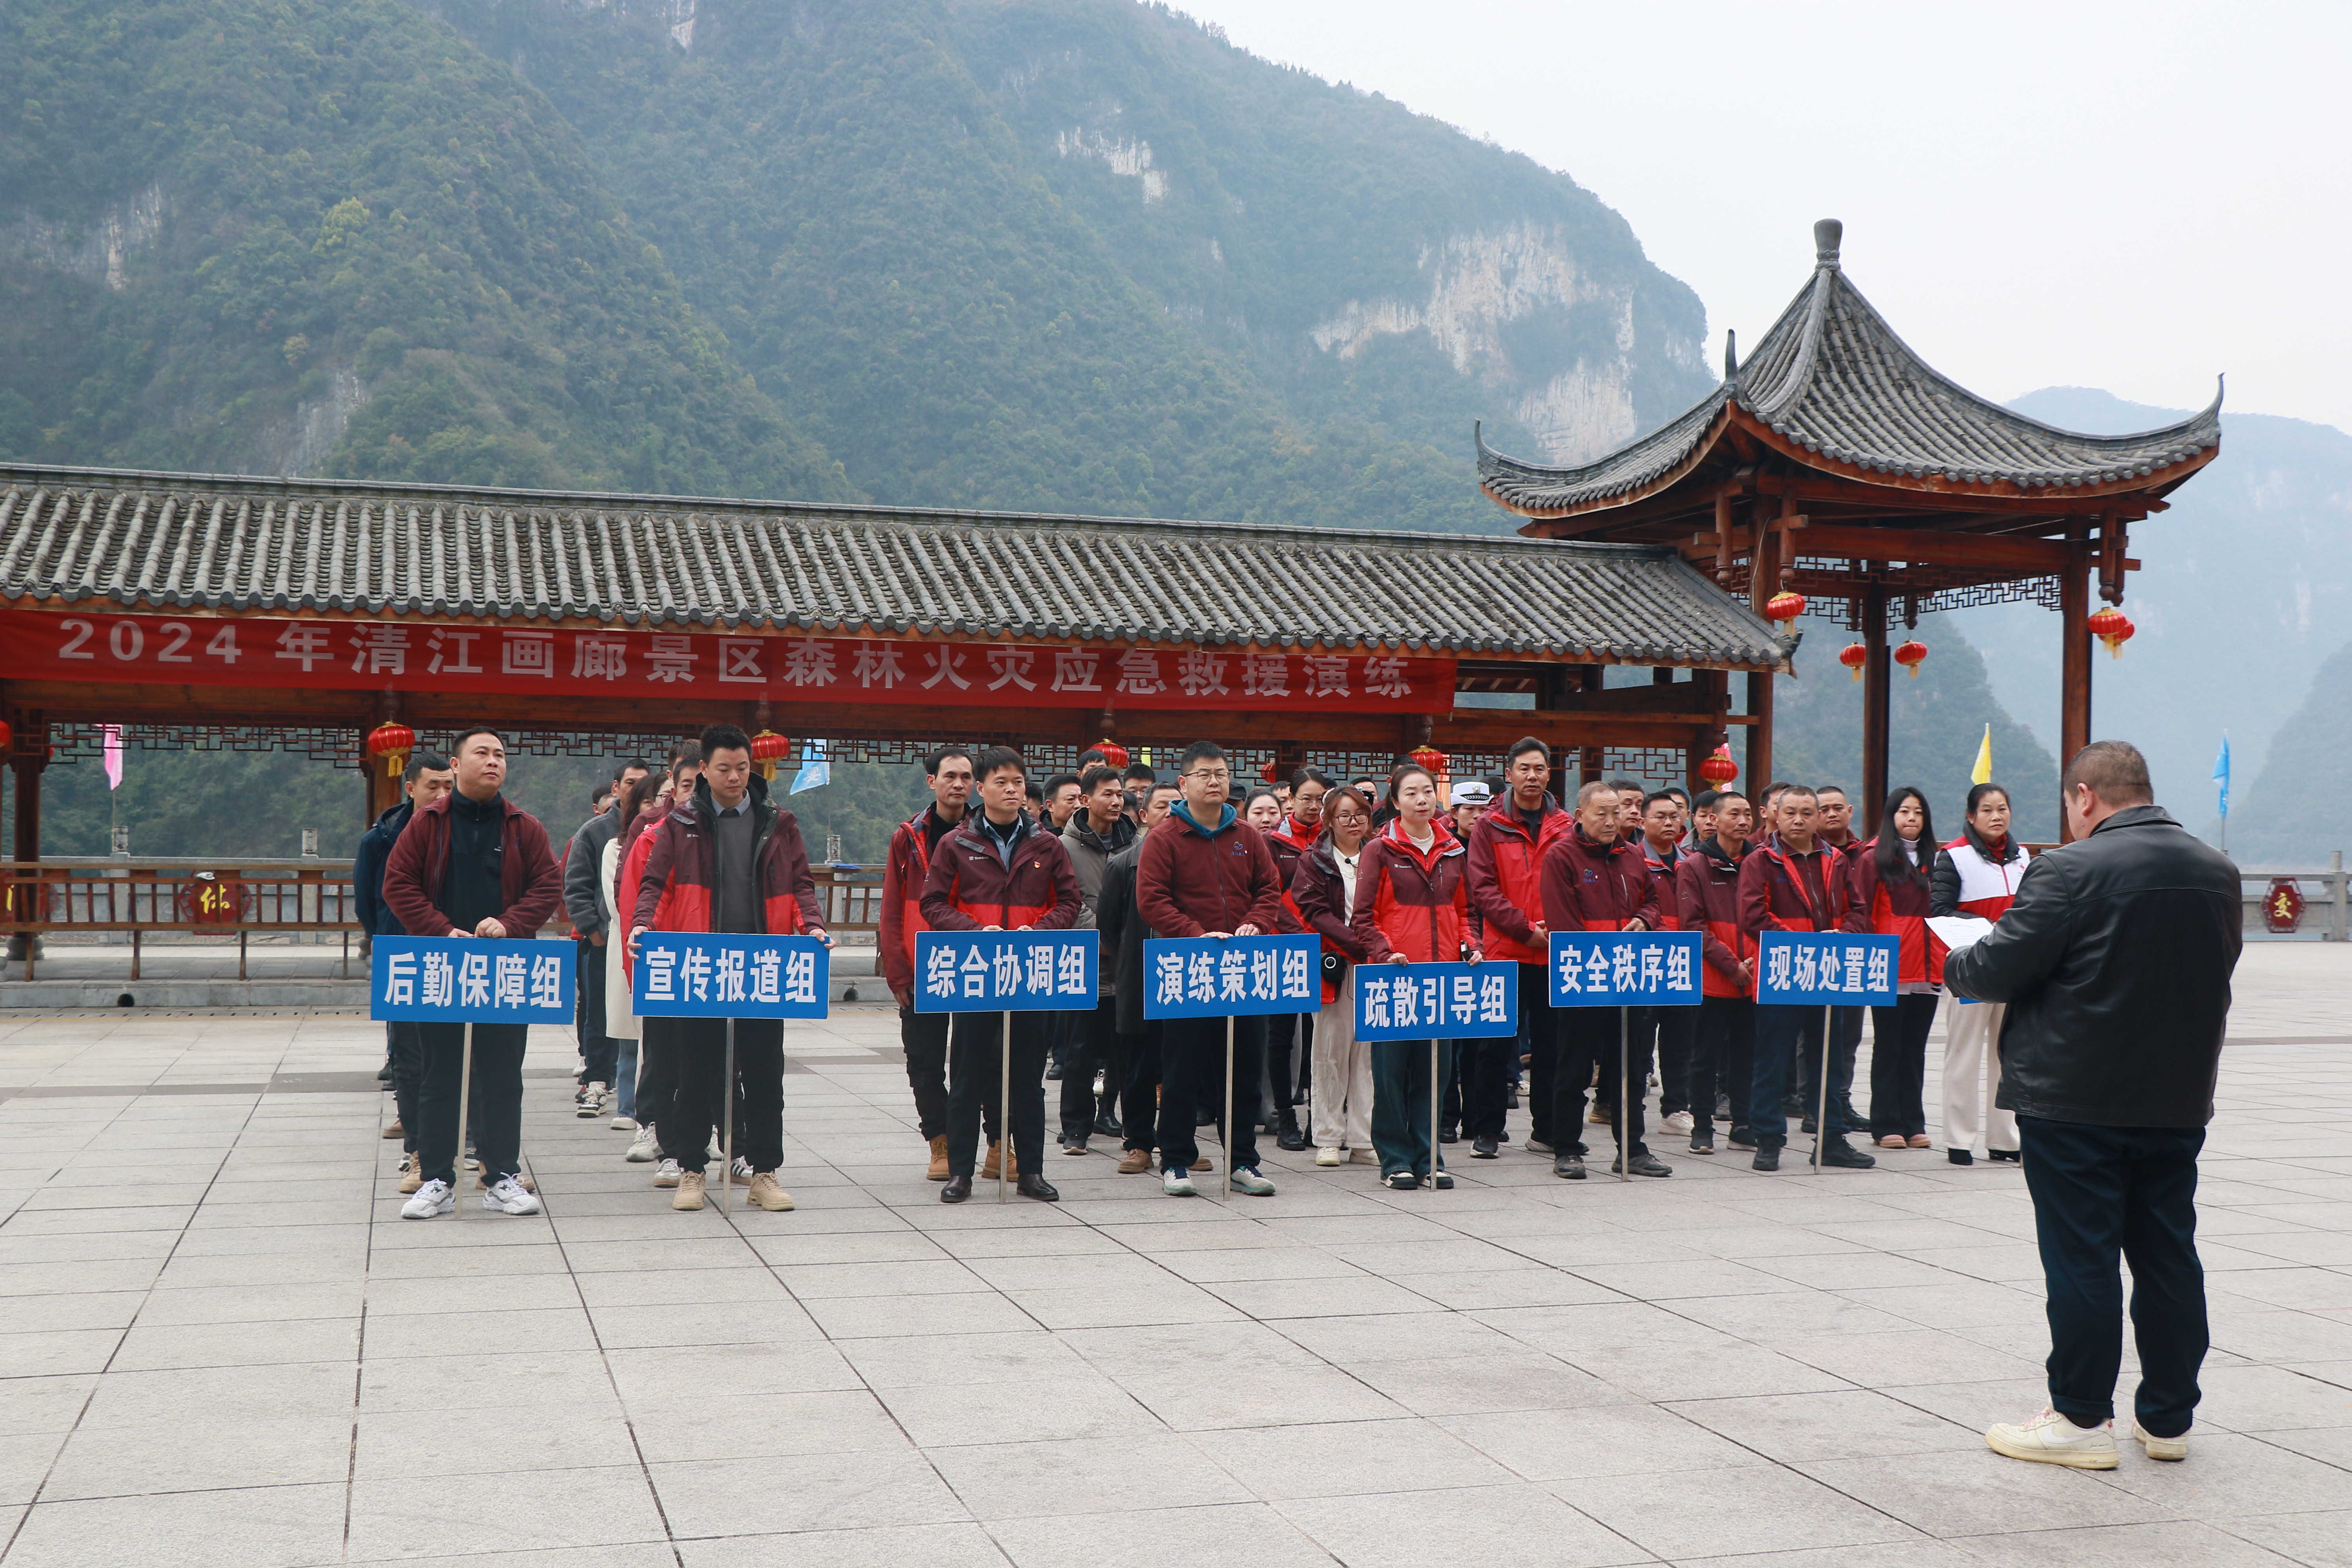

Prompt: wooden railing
xmin=0 ymin=858 xmax=887 ymax=981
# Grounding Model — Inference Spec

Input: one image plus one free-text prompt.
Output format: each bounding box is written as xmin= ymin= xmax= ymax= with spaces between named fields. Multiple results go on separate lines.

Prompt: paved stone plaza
xmin=0 ymin=944 xmax=2348 ymax=1567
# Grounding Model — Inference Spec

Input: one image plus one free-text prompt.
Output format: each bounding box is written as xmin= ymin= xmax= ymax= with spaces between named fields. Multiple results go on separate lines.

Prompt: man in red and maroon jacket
xmin=1627 ymin=790 xmax=1704 ymax=1142
xmin=1804 ymin=784 xmax=1867 ymax=1131
xmin=920 ymin=746 xmax=1081 ymax=1203
xmin=381 ymin=727 xmax=562 ymax=1218
xmin=1465 ymin=738 xmax=1570 ymax=1160
xmin=1537 ymin=779 xmax=1667 ymax=1179
xmin=1736 ymin=785 xmax=1875 ymax=1172
xmin=629 ymin=725 xmax=829 ymax=1213
xmin=1259 ymin=768 xmax=1329 ymax=1151
xmin=880 ymin=746 xmax=978 ymax=1179
xmin=1676 ymin=790 xmax=1755 ymax=1155
xmin=1136 ymin=741 xmax=1287 ymax=1196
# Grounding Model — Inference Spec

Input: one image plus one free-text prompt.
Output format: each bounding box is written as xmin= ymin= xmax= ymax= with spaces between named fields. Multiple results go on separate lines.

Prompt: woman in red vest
xmin=1849 ymin=787 xmax=1941 ymax=1150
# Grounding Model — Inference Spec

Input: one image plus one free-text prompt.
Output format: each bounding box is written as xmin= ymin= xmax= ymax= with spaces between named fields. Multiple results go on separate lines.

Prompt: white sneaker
xmin=1526 ymin=1139 xmax=1555 ymax=1156
xmin=2132 ymin=1420 xmax=2189 ymax=1461
xmin=482 ymin=1176 xmax=541 ymax=1215
xmin=1162 ymin=1167 xmax=1198 ymax=1197
xmin=1315 ymin=1147 xmax=1342 ymax=1167
xmin=1348 ymin=1147 xmax=1379 ymax=1165
xmin=610 ymin=1114 xmax=637 ymax=1132
xmin=730 ymin=1156 xmax=754 ymax=1180
xmin=1229 ymin=1166 xmax=1276 ymax=1196
xmin=1985 ymin=1406 xmax=2118 ymax=1469
xmin=400 ymin=1179 xmax=454 ymax=1220
xmin=575 ymin=1082 xmax=607 ymax=1118
xmin=652 ymin=1158 xmax=682 ymax=1188
xmin=706 ymin=1135 xmax=724 ymax=1161
xmin=1663 ymin=1111 xmax=1695 ymax=1133
xmin=624 ymin=1128 xmax=660 ymax=1163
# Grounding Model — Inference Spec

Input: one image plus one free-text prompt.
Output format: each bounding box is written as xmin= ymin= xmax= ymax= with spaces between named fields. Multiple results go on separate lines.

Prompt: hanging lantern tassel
xmin=2087 ymin=608 xmax=2135 ymax=660
xmin=749 ymin=729 xmax=791 ymax=782
xmin=1838 ymin=643 xmax=1866 ymax=683
xmin=366 ymin=721 xmax=415 ymax=780
xmin=1893 ymin=640 xmax=1928 ymax=680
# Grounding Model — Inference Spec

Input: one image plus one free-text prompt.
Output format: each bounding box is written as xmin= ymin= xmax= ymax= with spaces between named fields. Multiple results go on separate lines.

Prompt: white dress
xmin=602 ymin=838 xmax=637 ymax=1043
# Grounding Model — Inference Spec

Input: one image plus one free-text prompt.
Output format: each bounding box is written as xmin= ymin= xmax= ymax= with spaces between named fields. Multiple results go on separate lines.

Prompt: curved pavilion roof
xmin=1478 ymin=220 xmax=2222 ymax=523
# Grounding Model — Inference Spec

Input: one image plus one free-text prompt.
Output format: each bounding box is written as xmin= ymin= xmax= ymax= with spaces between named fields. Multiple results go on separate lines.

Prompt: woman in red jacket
xmin=1349 ymin=763 xmax=1481 ymax=1190
xmin=1293 ymin=785 xmax=1372 ymax=1166
xmin=1849 ymin=787 xmax=1941 ymax=1150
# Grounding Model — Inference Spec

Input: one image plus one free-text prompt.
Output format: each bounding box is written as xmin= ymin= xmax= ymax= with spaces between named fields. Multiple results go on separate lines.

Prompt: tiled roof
xmin=0 ymin=463 xmax=1789 ymax=668
xmin=1479 ymin=220 xmax=2223 ymax=515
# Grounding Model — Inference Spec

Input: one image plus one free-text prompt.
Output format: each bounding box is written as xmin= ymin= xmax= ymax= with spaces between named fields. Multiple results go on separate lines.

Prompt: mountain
xmin=2228 ymin=636 xmax=2352 ymax=866
xmin=1944 ymin=387 xmax=2352 ymax=848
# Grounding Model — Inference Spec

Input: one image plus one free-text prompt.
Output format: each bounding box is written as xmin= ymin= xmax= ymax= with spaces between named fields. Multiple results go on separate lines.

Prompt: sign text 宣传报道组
xmin=632 ymin=933 xmax=831 ymax=1019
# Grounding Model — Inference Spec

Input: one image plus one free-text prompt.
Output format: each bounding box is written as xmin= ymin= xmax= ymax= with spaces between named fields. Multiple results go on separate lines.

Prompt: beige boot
xmin=747 ymin=1172 xmax=795 ymax=1212
xmin=397 ymin=1151 xmax=423 ymax=1194
xmin=926 ymin=1134 xmax=950 ymax=1181
xmin=983 ymin=1141 xmax=1013 ymax=1180
xmin=671 ymin=1170 xmax=706 ymax=1210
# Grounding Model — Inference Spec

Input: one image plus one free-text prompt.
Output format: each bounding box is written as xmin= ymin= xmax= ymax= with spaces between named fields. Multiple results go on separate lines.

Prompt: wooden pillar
xmin=1576 ymin=664 xmax=1606 ymax=786
xmin=2058 ymin=533 xmax=2093 ymax=842
xmin=1743 ymin=507 xmax=1782 ymax=796
xmin=1689 ymin=670 xmax=1730 ymax=791
xmin=1860 ymin=586 xmax=1890 ymax=835
xmin=7 ymin=714 xmax=43 ymax=960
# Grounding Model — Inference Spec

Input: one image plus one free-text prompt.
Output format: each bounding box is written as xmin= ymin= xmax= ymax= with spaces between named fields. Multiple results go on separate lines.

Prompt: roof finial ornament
xmin=1813 ymin=218 xmax=1843 ymax=270
xmin=1723 ymin=328 xmax=1739 ymax=383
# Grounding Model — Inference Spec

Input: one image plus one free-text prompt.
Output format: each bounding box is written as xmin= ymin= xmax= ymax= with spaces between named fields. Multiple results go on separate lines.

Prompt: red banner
xmin=0 ymin=610 xmax=1454 ymax=712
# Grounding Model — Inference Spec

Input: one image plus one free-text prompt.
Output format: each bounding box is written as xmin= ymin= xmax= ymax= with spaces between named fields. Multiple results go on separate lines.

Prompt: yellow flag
xmin=1970 ymin=725 xmax=1993 ymax=786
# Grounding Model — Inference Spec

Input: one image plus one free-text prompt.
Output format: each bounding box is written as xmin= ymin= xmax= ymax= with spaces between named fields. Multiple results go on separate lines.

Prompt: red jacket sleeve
xmin=878 ymin=825 xmax=913 ymax=992
xmin=1844 ymin=848 xmax=1878 ymax=934
xmin=1737 ymin=848 xmax=1773 ymax=939
xmin=1465 ymin=820 xmax=1535 ymax=949
xmin=1292 ymin=857 xmax=1365 ymax=961
xmin=1679 ymin=856 xmax=1742 ymax=981
xmin=633 ymin=817 xmax=679 ymax=933
xmin=1453 ymin=876 xmax=1477 ymax=952
xmin=1241 ymin=828 xmax=1285 ymax=933
xmin=501 ymin=813 xmax=563 ymax=937
xmin=773 ymin=812 xmax=823 ymax=931
xmin=1628 ymin=852 xmax=1662 ymax=932
xmin=1032 ymin=837 xmax=1082 ymax=931
xmin=919 ymin=834 xmax=978 ymax=931
xmin=1538 ymin=842 xmax=1576 ymax=934
xmin=1350 ymin=844 xmax=1397 ymax=964
xmin=381 ymin=811 xmax=446 ymax=937
xmin=1136 ymin=826 xmax=1201 ymax=939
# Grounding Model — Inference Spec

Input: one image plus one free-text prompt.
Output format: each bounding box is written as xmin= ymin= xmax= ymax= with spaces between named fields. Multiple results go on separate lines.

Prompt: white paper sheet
xmin=1926 ymin=916 xmax=1996 ymax=953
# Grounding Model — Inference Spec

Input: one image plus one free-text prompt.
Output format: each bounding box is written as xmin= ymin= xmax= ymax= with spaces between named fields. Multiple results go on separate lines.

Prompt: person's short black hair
xmin=613 ymin=757 xmax=655 ymax=781
xmin=1243 ymin=787 xmax=1282 ymax=815
xmin=926 ymin=744 xmax=975 ymax=776
xmin=1692 ymin=789 xmax=1721 ymax=811
xmin=1043 ymin=772 xmax=1080 ymax=800
xmin=450 ymin=726 xmax=504 ymax=755
xmin=403 ymin=750 xmax=450 ymax=783
xmin=1292 ymin=766 xmax=1334 ymax=791
xmin=1643 ymin=791 xmax=1681 ymax=812
xmin=1608 ymin=776 xmax=1646 ymax=798
xmin=1080 ymin=764 xmax=1120 ymax=794
xmin=1122 ymin=762 xmax=1157 ymax=784
xmin=975 ymin=745 xmax=1026 ymax=782
xmin=590 ymin=786 xmax=613 ymax=808
xmin=1077 ymin=749 xmax=1109 ymax=770
xmin=1148 ymin=780 xmax=1181 ymax=800
xmin=668 ymin=738 xmax=699 ymax=768
xmin=1506 ymin=737 xmax=1551 ymax=767
xmin=1815 ymin=784 xmax=1849 ymax=802
xmin=1024 ymin=782 xmax=1043 ymax=804
xmin=1965 ymin=780 xmax=2011 ymax=815
xmin=1777 ymin=784 xmax=1818 ymax=805
xmin=2063 ymin=740 xmax=2154 ymax=805
xmin=1663 ymin=786 xmax=1690 ymax=805
xmin=699 ymin=723 xmax=751 ymax=760
xmin=1178 ymin=740 xmax=1225 ymax=773
xmin=1712 ymin=789 xmax=1751 ymax=807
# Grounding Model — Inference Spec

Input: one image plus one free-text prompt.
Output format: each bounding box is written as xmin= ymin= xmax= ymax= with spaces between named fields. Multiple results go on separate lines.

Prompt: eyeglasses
xmin=1185 ymin=768 xmax=1231 ymax=782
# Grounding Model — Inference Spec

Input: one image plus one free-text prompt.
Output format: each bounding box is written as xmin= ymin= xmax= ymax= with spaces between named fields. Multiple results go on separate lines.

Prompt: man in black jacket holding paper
xmin=1945 ymin=741 xmax=2241 ymax=1472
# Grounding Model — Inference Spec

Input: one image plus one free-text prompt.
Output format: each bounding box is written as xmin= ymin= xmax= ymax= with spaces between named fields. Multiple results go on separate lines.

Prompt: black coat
xmin=1943 ymin=806 xmax=2241 ymax=1128
xmin=353 ymin=801 xmax=412 ymax=938
xmin=1099 ymin=835 xmax=1151 ymax=1037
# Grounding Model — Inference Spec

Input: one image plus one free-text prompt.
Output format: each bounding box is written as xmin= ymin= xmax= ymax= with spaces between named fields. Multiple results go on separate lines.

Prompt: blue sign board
xmin=1755 ymin=931 xmax=1898 ymax=1007
xmin=1548 ymin=930 xmax=1703 ymax=1008
xmin=372 ymin=936 xmax=575 ymax=1024
xmin=1355 ymin=962 xmax=1517 ymax=1042
xmin=915 ymin=930 xmax=1099 ymax=1014
xmin=1142 ymin=935 xmax=1319 ymax=1020
xmin=632 ymin=933 xmax=831 ymax=1019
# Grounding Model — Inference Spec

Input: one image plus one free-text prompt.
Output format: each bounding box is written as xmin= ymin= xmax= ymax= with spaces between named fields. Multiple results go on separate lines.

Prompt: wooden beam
xmin=2058 ymin=534 xmax=2092 ymax=841
xmin=1861 ymin=589 xmax=1889 ymax=834
xmin=1689 ymin=523 xmax=2073 ymax=573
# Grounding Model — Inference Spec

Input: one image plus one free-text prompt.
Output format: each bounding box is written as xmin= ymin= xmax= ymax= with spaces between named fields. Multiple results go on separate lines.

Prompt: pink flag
xmin=102 ymin=725 xmax=123 ymax=791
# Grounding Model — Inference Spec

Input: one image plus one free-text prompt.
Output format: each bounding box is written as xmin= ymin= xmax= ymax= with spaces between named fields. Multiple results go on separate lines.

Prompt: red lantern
xmin=366 ymin=721 xmax=415 ymax=780
xmin=2087 ymin=608 xmax=2135 ymax=660
xmin=1090 ymin=739 xmax=1129 ymax=771
xmin=0 ymin=717 xmax=13 ymax=755
xmin=1764 ymin=591 xmax=1806 ymax=630
xmin=1893 ymin=641 xmax=1928 ymax=679
xmin=1408 ymin=744 xmax=1447 ymax=777
xmin=1698 ymin=745 xmax=1738 ymax=791
xmin=1260 ymin=759 xmax=1282 ymax=784
xmin=748 ymin=729 xmax=791 ymax=782
xmin=1838 ymin=643 xmax=1867 ymax=682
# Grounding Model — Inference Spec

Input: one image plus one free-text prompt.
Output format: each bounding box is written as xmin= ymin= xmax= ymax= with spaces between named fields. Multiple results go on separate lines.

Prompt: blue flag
xmin=791 ymin=737 xmax=829 ymax=795
xmin=2212 ymin=734 xmax=2230 ymax=820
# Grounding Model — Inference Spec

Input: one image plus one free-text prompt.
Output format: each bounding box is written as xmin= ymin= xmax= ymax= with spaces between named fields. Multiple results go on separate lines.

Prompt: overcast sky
xmin=1176 ymin=0 xmax=2351 ymax=432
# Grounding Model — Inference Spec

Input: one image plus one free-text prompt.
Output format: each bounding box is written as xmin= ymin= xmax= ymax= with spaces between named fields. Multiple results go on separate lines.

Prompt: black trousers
xmin=1120 ymin=1026 xmax=1162 ymax=1152
xmin=2020 ymin=1116 xmax=2208 ymax=1437
xmin=1867 ymin=994 xmax=1940 ymax=1138
xmin=1693 ymin=996 xmax=1754 ymax=1137
xmin=1643 ymin=1004 xmax=1701 ymax=1118
xmin=576 ymin=941 xmax=618 ymax=1086
xmin=1558 ymin=1007 xmax=1647 ymax=1157
xmin=1519 ymin=964 xmax=1558 ymax=1147
xmin=388 ymin=1022 xmax=425 ymax=1154
xmin=1158 ymin=1016 xmax=1263 ymax=1175
xmin=899 ymin=1008 xmax=951 ymax=1141
xmin=1459 ymin=1034 xmax=1515 ymax=1141
xmin=1058 ymin=996 xmax=1124 ymax=1140
xmin=1751 ymin=1005 xmax=1854 ymax=1147
xmin=947 ymin=1011 xmax=1049 ymax=1178
xmin=637 ymin=1018 xmax=726 ymax=1160
xmin=663 ymin=1018 xmax=785 ymax=1174
xmin=416 ymin=1022 xmax=527 ymax=1186
xmin=1796 ymin=1005 xmax=1863 ymax=1109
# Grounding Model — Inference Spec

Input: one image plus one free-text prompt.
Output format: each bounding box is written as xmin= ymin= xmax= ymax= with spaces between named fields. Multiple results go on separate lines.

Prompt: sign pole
xmin=999 ymin=1010 xmax=1013 ymax=1205
xmin=1221 ymin=1014 xmax=1236 ymax=1204
xmin=1617 ymin=1005 xmax=1630 ymax=1183
xmin=720 ymin=1017 xmax=735 ymax=1213
xmin=1812 ymin=1003 xmax=1832 ymax=1173
xmin=453 ymin=1021 xmax=474 ymax=1222
xmin=1429 ymin=1035 xmax=1441 ymax=1191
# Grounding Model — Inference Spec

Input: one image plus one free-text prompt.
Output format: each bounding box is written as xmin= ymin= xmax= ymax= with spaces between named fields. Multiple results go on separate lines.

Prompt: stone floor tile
xmin=649 ymin=1446 xmax=967 ymax=1537
xmin=628 ymin=1388 xmax=909 ymax=1464
xmin=1199 ymin=1415 xmax=1516 ymax=1500
xmin=43 ymin=1412 xmax=353 ymax=1499
xmin=1659 ymin=1388 xmax=1983 ymax=1463
xmin=1796 ymin=1449 xmax=2172 ymax=1536
xmin=929 ymin=1432 xmax=1249 ymax=1519
xmin=987 ymin=1501 xmax=1337 ymax=1568
xmin=78 ymin=1359 xmax=356 ymax=1428
xmin=348 ymin=1463 xmax=668 ymax=1560
xmin=0 ymin=1429 xmax=67 ymax=1506
xmin=0 ymin=1328 xmax=123 ymax=1378
xmin=1548 ymin=1461 xmax=1923 ymax=1558
xmin=2089 ymin=1429 xmax=2352 ymax=1517
xmin=109 ymin=1314 xmax=359 ymax=1371
xmin=1948 ymin=1519 xmax=2305 ymax=1566
xmin=1275 ymin=1481 xmax=1650 ymax=1567
xmin=4 ymin=1481 xmax=350 ymax=1568
xmin=677 ymin=1522 xmax=1012 ymax=1568
xmin=803 ymin=1289 xmax=1037 ymax=1339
